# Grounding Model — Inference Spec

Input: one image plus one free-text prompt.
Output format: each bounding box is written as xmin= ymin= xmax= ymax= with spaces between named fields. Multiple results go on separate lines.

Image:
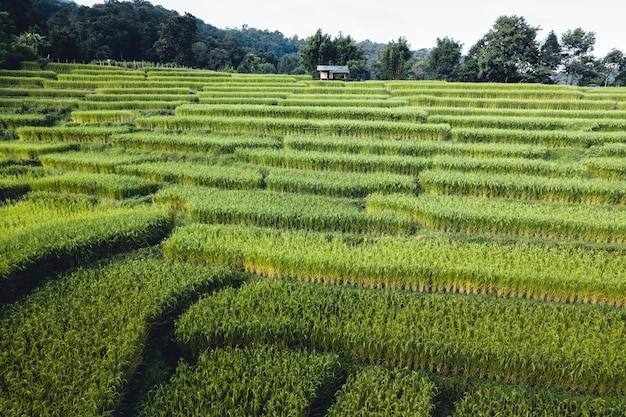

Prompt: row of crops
xmin=1 ymin=62 xmax=625 ymax=416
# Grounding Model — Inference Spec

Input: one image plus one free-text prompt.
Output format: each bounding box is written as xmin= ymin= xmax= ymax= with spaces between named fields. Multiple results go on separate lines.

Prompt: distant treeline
xmin=1 ymin=0 xmax=624 ymax=84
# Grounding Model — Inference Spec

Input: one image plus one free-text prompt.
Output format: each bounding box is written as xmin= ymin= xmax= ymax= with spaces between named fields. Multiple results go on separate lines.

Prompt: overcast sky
xmin=74 ymin=0 xmax=623 ymax=57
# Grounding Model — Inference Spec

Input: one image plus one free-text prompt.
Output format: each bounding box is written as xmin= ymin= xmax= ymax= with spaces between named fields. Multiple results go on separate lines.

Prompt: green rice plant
xmin=265 ymin=167 xmax=417 ymax=198
xmin=27 ymin=89 xmax=89 ymax=97
xmin=198 ymin=97 xmax=282 ymax=105
xmin=71 ymin=110 xmax=136 ymax=124
xmin=111 ymin=131 xmax=280 ymax=154
xmin=0 ymin=76 xmax=45 ymax=87
xmin=30 ymin=171 xmax=160 ymax=199
xmin=155 ymin=185 xmax=415 ymax=235
xmin=235 ymin=148 xmax=432 ymax=176
xmin=38 ymin=149 xmax=159 ymax=173
xmin=77 ymin=100 xmax=186 ymax=110
xmin=385 ymin=81 xmax=577 ymax=91
xmin=46 ymin=62 xmax=128 ymax=72
xmin=146 ymin=69 xmax=227 ymax=78
xmin=453 ymin=382 xmax=626 ymax=417
xmin=175 ymin=104 xmax=428 ymax=122
xmin=135 ymin=116 xmax=451 ymax=140
xmin=0 ymin=251 xmax=236 ymax=415
xmin=0 ymin=114 xmax=51 ymax=129
xmin=57 ymin=73 xmax=145 ymax=81
xmin=283 ymin=135 xmax=550 ymax=159
xmin=583 ymin=157 xmax=626 ymax=180
xmin=0 ymin=192 xmax=99 ymax=235
xmin=418 ymin=169 xmax=626 ymax=204
xmin=163 ymin=223 xmax=626 ymax=306
xmin=327 ymin=366 xmax=435 ymax=417
xmin=392 ymin=87 xmax=584 ymax=100
xmin=0 ymin=201 xmax=174 ymax=300
xmin=95 ymin=87 xmax=191 ymax=95
xmin=591 ymin=143 xmax=626 ymax=157
xmin=431 ymin=155 xmax=582 ymax=177
xmin=137 ymin=346 xmax=341 ymax=417
xmin=428 ymin=114 xmax=598 ymax=131
xmin=366 ymin=193 xmax=626 ymax=243
xmin=0 ymin=69 xmax=56 ymax=79
xmin=16 ymin=126 xmax=132 ymax=142
xmin=0 ymin=179 xmax=30 ymax=200
xmin=277 ymin=98 xmax=408 ymax=107
xmin=0 ymin=141 xmax=78 ymax=158
xmin=175 ymin=277 xmax=626 ymax=393
xmin=291 ymin=86 xmax=388 ymax=95
xmin=0 ymin=98 xmax=80 ymax=112
xmin=84 ymin=93 xmax=198 ymax=102
xmin=422 ymin=105 xmax=626 ymax=120
xmin=116 ymin=161 xmax=263 ymax=189
xmin=452 ymin=128 xmax=626 ymax=147
xmin=408 ymin=95 xmax=616 ymax=110
xmin=617 ymin=102 xmax=626 ymax=110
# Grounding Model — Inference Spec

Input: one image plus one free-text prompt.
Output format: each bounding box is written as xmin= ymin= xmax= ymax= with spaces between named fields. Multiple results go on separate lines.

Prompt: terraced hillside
xmin=1 ymin=62 xmax=625 ymax=416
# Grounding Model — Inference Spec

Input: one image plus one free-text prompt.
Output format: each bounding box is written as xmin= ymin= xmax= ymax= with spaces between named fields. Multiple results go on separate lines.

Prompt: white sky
xmin=74 ymin=0 xmax=624 ymax=57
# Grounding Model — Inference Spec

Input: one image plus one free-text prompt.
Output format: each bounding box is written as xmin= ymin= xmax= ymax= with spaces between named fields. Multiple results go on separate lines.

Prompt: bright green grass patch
xmin=0 ymin=251 xmax=236 ymax=416
xmin=38 ymin=149 xmax=159 ymax=173
xmin=137 ymin=346 xmax=341 ymax=417
xmin=367 ymin=193 xmax=626 ymax=243
xmin=30 ymin=171 xmax=160 ymax=199
xmin=155 ymin=185 xmax=416 ymax=235
xmin=283 ymin=135 xmax=551 ymax=159
xmin=163 ymin=223 xmax=626 ymax=306
xmin=111 ymin=131 xmax=280 ymax=154
xmin=265 ymin=167 xmax=417 ymax=198
xmin=419 ymin=169 xmax=626 ymax=204
xmin=175 ymin=277 xmax=626 ymax=393
xmin=235 ymin=147 xmax=432 ymax=176
xmin=16 ymin=126 xmax=132 ymax=143
xmin=116 ymin=161 xmax=263 ymax=189
xmin=0 ymin=141 xmax=79 ymax=158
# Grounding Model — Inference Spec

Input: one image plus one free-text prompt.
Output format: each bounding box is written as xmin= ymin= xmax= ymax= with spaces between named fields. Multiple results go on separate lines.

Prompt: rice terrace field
xmin=1 ymin=62 xmax=626 ymax=416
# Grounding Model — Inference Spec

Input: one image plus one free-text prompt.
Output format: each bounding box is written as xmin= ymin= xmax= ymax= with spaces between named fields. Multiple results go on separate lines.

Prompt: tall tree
xmin=154 ymin=12 xmax=197 ymax=66
xmin=378 ymin=37 xmax=413 ymax=80
xmin=474 ymin=15 xmax=540 ymax=83
xmin=428 ymin=37 xmax=462 ymax=81
xmin=561 ymin=28 xmax=596 ymax=85
xmin=599 ymin=49 xmax=625 ymax=86
xmin=300 ymin=29 xmax=364 ymax=79
xmin=533 ymin=31 xmax=563 ymax=83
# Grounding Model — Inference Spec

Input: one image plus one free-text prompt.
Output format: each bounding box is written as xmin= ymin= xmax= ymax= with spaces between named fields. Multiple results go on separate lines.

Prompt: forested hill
xmin=0 ymin=0 xmax=320 ymax=73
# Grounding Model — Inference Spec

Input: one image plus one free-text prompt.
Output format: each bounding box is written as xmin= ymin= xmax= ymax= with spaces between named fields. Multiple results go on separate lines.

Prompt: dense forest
xmin=1 ymin=0 xmax=625 ymax=85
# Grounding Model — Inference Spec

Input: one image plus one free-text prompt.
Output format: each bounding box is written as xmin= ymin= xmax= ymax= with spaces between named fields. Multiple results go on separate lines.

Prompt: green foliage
xmin=265 ymin=167 xmax=416 ymax=198
xmin=111 ymin=131 xmax=280 ymax=154
xmin=116 ymin=161 xmax=263 ymax=190
xmin=163 ymin=223 xmax=626 ymax=306
xmin=138 ymin=346 xmax=341 ymax=417
xmin=428 ymin=37 xmax=463 ymax=81
xmin=366 ymin=192 xmax=626 ymax=243
xmin=155 ymin=185 xmax=415 ymax=235
xmin=327 ymin=367 xmax=435 ymax=417
xmin=378 ymin=37 xmax=414 ymax=80
xmin=235 ymin=147 xmax=431 ymax=176
xmin=0 ymin=251 xmax=236 ymax=416
xmin=175 ymin=277 xmax=626 ymax=393
xmin=419 ymin=169 xmax=626 ymax=204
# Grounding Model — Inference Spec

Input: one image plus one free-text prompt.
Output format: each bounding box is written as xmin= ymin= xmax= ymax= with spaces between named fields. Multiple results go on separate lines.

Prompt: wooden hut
xmin=317 ymin=65 xmax=349 ymax=80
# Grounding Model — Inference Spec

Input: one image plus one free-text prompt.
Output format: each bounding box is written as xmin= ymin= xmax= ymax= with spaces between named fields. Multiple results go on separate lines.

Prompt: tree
xmin=599 ymin=49 xmax=625 ymax=86
xmin=428 ymin=37 xmax=462 ymax=81
xmin=154 ymin=13 xmax=197 ymax=66
xmin=378 ymin=37 xmax=413 ymax=80
xmin=561 ymin=28 xmax=596 ymax=85
xmin=300 ymin=29 xmax=364 ymax=79
xmin=473 ymin=15 xmax=540 ymax=83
